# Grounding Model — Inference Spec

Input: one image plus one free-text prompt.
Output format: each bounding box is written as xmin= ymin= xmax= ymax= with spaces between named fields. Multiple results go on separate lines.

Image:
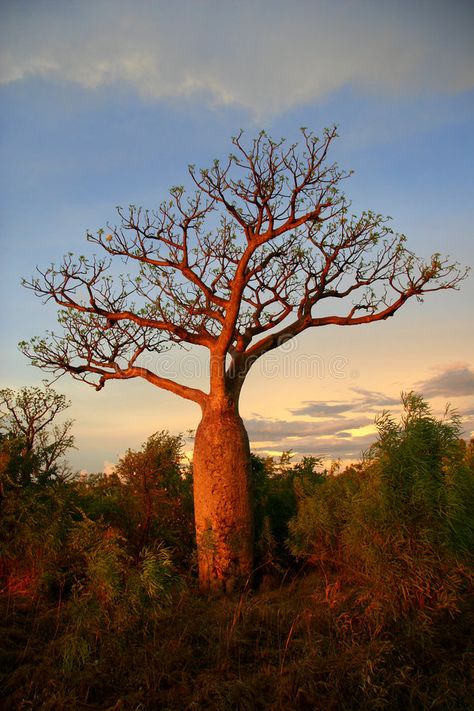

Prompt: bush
xmin=0 ymin=482 xmax=78 ymax=595
xmin=289 ymin=393 xmax=474 ymax=622
xmin=57 ymin=517 xmax=180 ymax=672
xmin=0 ymin=430 xmax=194 ymax=600
xmin=288 ymin=464 xmax=363 ymax=566
xmin=251 ymin=452 xmax=324 ymax=580
xmin=113 ymin=431 xmax=195 ymax=566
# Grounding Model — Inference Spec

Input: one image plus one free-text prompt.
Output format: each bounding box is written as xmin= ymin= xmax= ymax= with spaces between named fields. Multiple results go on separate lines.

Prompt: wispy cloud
xmin=287 ymin=433 xmax=376 ymax=459
xmin=1 ymin=0 xmax=473 ymax=117
xmin=249 ymin=385 xmax=399 ymax=460
xmin=246 ymin=416 xmax=373 ymax=440
xmin=291 ymin=388 xmax=399 ymax=418
xmin=256 ymin=363 xmax=474 ymax=460
xmin=415 ymin=364 xmax=474 ymax=398
xmin=245 ymin=414 xmax=375 ymax=461
xmin=250 ymin=429 xmax=376 ymax=460
xmin=286 ymin=403 xmax=351 ymax=419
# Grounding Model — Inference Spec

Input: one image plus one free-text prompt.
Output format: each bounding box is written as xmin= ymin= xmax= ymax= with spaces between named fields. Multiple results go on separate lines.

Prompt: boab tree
xmin=21 ymin=128 xmax=466 ymax=591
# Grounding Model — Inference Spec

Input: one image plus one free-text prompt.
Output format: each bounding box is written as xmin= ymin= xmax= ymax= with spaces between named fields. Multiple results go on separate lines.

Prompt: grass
xmin=1 ymin=568 xmax=473 ymax=710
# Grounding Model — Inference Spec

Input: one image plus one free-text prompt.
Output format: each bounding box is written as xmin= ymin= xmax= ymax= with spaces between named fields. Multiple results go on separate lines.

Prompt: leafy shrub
xmin=251 ymin=452 xmax=324 ymax=579
xmin=53 ymin=516 xmax=181 ymax=672
xmin=289 ymin=393 xmax=474 ymax=622
xmin=289 ymin=464 xmax=363 ymax=566
xmin=0 ymin=482 xmax=77 ymax=595
xmin=113 ymin=430 xmax=195 ymax=566
xmin=1 ymin=430 xmax=195 ymax=611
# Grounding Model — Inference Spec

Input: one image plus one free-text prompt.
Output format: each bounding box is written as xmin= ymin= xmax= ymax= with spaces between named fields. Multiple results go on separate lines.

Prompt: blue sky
xmin=1 ymin=0 xmax=473 ymax=472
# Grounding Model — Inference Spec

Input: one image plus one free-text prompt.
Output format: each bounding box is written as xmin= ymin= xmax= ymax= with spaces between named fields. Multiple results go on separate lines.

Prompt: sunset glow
xmin=1 ymin=0 xmax=473 ymax=473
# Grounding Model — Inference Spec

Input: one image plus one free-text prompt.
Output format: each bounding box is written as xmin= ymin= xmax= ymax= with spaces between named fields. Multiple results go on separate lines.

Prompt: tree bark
xmin=193 ymin=396 xmax=253 ymax=592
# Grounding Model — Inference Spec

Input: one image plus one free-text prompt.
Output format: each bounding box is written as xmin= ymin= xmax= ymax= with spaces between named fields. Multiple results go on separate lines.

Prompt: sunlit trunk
xmin=193 ymin=396 xmax=253 ymax=592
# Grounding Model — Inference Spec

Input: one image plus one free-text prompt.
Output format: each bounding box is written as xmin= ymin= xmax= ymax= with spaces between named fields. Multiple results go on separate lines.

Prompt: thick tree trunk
xmin=193 ymin=397 xmax=253 ymax=592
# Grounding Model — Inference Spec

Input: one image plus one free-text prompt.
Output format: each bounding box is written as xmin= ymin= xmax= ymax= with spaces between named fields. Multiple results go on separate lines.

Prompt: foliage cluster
xmin=289 ymin=393 xmax=474 ymax=625
xmin=0 ymin=384 xmax=74 ymax=488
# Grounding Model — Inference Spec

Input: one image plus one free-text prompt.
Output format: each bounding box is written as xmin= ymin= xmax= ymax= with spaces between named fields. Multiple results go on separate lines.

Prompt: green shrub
xmin=251 ymin=451 xmax=324 ymax=578
xmin=289 ymin=393 xmax=474 ymax=622
xmin=56 ymin=516 xmax=180 ymax=672
xmin=288 ymin=464 xmax=363 ymax=565
xmin=113 ymin=431 xmax=195 ymax=566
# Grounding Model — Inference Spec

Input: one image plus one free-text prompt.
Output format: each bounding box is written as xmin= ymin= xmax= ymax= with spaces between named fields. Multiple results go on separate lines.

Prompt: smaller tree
xmin=114 ymin=431 xmax=194 ymax=563
xmin=0 ymin=384 xmax=74 ymax=487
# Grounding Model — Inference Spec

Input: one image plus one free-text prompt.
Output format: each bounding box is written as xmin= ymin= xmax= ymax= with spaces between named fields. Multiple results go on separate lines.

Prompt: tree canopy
xmin=20 ymin=128 xmax=467 ymax=401
xmin=0 ymin=384 xmax=74 ymax=487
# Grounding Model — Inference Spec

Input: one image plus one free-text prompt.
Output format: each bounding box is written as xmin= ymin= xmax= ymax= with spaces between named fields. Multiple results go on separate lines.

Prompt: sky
xmin=0 ymin=0 xmax=473 ymax=473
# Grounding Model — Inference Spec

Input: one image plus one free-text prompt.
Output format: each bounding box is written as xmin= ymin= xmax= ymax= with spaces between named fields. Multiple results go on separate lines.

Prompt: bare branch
xmin=21 ymin=128 xmax=468 ymax=403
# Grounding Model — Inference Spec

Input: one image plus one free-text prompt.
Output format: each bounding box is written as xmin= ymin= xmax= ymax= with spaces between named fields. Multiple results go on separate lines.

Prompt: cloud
xmin=415 ymin=364 xmax=474 ymax=398
xmin=103 ymin=460 xmax=116 ymax=476
xmin=294 ymin=433 xmax=376 ymax=458
xmin=288 ymin=402 xmax=352 ymax=418
xmin=245 ymin=416 xmax=372 ymax=441
xmin=251 ymin=431 xmax=376 ymax=460
xmin=245 ymin=414 xmax=376 ymax=462
xmin=350 ymin=388 xmax=400 ymax=407
xmin=1 ymin=0 xmax=473 ymax=117
xmin=249 ymin=365 xmax=474 ymax=461
xmin=291 ymin=387 xmax=399 ymax=418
